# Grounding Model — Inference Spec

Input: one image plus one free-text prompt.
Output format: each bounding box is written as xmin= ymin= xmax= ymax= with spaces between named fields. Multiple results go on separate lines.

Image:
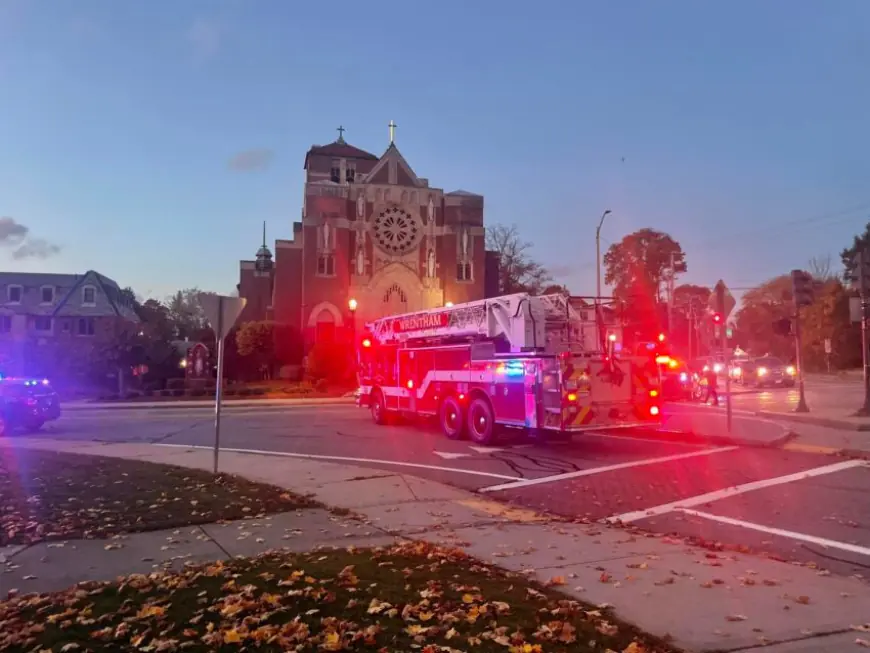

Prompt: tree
xmin=732 ymin=275 xmax=793 ymax=359
xmin=808 ymin=255 xmax=834 ymax=282
xmin=798 ymin=279 xmax=860 ymax=371
xmin=235 ymin=321 xmax=276 ymax=379
xmin=604 ymin=229 xmax=685 ymax=342
xmin=841 ymin=221 xmax=870 ymax=279
xmin=165 ymin=288 xmax=217 ymax=339
xmin=541 ymin=284 xmax=569 ymax=295
xmin=485 ymin=224 xmax=551 ymax=295
xmin=604 ymin=229 xmax=685 ymax=302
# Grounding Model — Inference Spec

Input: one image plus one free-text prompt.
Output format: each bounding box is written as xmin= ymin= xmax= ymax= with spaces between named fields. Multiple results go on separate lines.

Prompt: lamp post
xmin=348 ymin=299 xmax=358 ymax=385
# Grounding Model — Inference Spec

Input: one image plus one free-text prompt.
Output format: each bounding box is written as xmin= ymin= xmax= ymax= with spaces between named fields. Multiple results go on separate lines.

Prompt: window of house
xmin=0 ymin=316 xmax=11 ymax=333
xmin=7 ymin=285 xmax=22 ymax=304
xmin=40 ymin=286 xmax=54 ymax=304
xmin=457 ymin=262 xmax=472 ymax=281
xmin=77 ymin=317 xmax=95 ymax=336
xmin=33 ymin=316 xmax=52 ymax=333
xmin=317 ymin=254 xmax=335 ymax=276
xmin=345 ymin=163 xmax=356 ymax=183
xmin=330 ymin=159 xmax=341 ymax=183
xmin=82 ymin=285 xmax=96 ymax=305
xmin=61 ymin=319 xmax=71 ymax=333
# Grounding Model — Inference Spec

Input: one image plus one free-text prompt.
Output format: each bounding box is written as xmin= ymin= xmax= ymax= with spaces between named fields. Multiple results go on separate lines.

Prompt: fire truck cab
xmin=356 ymin=292 xmax=662 ymax=445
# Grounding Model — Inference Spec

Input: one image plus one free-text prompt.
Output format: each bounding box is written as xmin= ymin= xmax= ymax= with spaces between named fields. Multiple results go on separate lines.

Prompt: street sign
xmin=200 ymin=294 xmax=246 ymax=340
xmin=199 ymin=294 xmax=247 ymax=474
xmin=708 ymin=280 xmax=736 ymax=318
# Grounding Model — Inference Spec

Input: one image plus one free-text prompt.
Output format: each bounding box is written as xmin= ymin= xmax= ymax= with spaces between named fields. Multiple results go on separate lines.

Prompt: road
xmin=729 ymin=375 xmax=867 ymax=416
xmin=27 ymin=402 xmax=870 ymax=577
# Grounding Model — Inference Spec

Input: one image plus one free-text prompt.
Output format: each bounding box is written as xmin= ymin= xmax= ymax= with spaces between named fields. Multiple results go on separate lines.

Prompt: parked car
xmin=0 ymin=378 xmax=61 ymax=435
xmin=656 ymin=354 xmax=693 ymax=400
xmin=742 ymin=357 xmax=796 ymax=388
xmin=729 ymin=358 xmax=754 ymax=385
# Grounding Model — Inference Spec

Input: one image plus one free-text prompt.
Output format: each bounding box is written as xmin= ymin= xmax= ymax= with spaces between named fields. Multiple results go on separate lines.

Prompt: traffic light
xmin=791 ymin=269 xmax=814 ymax=307
xmin=772 ymin=317 xmax=792 ymax=336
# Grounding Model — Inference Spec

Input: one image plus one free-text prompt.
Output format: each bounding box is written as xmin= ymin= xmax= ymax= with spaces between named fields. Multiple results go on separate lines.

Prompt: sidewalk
xmin=2 ymin=437 xmax=869 ymax=653
xmin=63 ymin=396 xmax=356 ymax=410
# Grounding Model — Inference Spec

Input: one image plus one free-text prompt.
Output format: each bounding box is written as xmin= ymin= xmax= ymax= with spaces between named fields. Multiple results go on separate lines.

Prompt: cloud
xmin=0 ymin=217 xmax=61 ymax=260
xmin=228 ymin=149 xmax=274 ymax=172
xmin=0 ymin=216 xmax=29 ymax=243
xmin=12 ymin=238 xmax=61 ymax=260
xmin=188 ymin=18 xmax=221 ymax=61
xmin=548 ymin=264 xmax=575 ymax=278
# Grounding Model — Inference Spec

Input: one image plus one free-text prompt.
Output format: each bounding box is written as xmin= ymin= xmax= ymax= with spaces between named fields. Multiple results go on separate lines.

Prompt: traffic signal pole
xmin=715 ymin=284 xmax=732 ymax=433
xmin=790 ymin=269 xmax=811 ymax=413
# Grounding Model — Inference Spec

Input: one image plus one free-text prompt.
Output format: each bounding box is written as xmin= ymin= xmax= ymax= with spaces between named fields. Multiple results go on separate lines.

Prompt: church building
xmin=238 ymin=124 xmax=498 ymax=363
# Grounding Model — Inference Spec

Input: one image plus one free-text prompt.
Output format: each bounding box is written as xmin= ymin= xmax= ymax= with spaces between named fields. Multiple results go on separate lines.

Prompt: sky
xmin=1 ymin=0 xmax=869 ymax=305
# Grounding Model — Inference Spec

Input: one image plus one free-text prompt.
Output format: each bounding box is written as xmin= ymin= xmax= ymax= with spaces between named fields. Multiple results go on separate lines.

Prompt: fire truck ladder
xmin=366 ymin=292 xmax=588 ymax=353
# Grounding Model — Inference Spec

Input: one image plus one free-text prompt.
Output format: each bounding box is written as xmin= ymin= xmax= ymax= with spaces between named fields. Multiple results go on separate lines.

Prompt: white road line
xmin=477 ymin=446 xmax=738 ymax=493
xmin=608 ymin=459 xmax=870 ymax=524
xmin=676 ymin=508 xmax=870 ymax=558
xmin=156 ymin=443 xmax=519 ymax=481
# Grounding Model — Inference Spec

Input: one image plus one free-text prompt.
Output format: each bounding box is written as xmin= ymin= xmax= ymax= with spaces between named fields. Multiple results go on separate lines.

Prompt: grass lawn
xmin=0 ymin=541 xmax=676 ymax=653
xmin=0 ymin=449 xmax=313 ymax=546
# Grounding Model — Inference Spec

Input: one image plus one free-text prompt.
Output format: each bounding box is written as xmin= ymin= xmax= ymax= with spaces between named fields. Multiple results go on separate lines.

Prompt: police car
xmin=0 ymin=377 xmax=61 ymax=435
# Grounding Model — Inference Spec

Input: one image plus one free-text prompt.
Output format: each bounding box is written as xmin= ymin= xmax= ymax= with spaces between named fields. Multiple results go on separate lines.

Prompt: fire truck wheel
xmin=370 ymin=390 xmax=388 ymax=425
xmin=440 ymin=396 xmax=466 ymax=440
xmin=467 ymin=396 xmax=496 ymax=445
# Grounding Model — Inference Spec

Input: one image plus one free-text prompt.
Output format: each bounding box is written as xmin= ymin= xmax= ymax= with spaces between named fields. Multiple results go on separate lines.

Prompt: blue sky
xmin=1 ymin=0 xmax=869 ymax=303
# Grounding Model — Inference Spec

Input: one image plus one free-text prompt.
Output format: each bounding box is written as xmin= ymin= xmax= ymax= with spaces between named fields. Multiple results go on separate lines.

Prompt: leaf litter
xmin=0 ymin=541 xmax=677 ymax=652
xmin=0 ymin=449 xmax=314 ymax=546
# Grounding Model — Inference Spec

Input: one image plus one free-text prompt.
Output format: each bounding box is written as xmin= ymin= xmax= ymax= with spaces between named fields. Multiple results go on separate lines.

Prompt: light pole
xmin=348 ymin=299 xmax=358 ymax=385
xmin=595 ymin=210 xmax=612 ymax=350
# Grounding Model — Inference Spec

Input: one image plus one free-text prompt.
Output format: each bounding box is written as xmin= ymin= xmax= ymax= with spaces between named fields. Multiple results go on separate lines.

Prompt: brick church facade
xmin=238 ymin=127 xmax=498 ymax=363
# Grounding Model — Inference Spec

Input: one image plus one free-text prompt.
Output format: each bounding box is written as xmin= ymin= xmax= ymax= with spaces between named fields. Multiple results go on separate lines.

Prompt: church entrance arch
xmin=355 ymin=263 xmax=434 ymax=325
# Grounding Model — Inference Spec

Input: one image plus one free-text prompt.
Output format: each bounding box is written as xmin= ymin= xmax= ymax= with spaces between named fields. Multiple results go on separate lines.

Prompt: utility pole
xmin=666 ymin=252 xmax=675 ymax=342
xmin=853 ymin=250 xmax=870 ymax=416
xmin=595 ymin=209 xmax=611 ymax=349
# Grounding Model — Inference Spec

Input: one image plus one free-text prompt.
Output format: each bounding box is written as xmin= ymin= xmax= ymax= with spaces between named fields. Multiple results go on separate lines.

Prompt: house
xmin=0 ymin=270 xmax=139 ymax=378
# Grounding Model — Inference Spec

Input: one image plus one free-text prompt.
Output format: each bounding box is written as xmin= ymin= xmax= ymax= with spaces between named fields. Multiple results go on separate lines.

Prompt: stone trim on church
xmin=238 ymin=125 xmax=499 ymax=364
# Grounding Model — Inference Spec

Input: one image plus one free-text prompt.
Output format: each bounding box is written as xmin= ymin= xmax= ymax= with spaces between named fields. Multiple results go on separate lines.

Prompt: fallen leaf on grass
xmin=726 ymin=614 xmax=748 ymax=622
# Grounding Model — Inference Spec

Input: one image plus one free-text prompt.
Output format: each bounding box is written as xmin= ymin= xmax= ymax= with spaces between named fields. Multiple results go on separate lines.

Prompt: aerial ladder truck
xmin=355 ymin=292 xmax=662 ymax=445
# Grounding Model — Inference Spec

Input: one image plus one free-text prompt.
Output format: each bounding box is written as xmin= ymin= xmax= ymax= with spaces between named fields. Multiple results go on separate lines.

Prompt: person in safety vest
xmin=704 ymin=365 xmax=719 ymax=405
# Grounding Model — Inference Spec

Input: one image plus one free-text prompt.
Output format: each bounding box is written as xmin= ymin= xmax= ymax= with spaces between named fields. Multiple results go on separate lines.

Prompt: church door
xmin=382 ymin=283 xmax=408 ymax=316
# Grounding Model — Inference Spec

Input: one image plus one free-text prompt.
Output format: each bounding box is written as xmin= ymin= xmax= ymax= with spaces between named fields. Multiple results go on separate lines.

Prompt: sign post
xmin=200 ymin=294 xmax=246 ymax=474
xmin=712 ymin=280 xmax=736 ymax=433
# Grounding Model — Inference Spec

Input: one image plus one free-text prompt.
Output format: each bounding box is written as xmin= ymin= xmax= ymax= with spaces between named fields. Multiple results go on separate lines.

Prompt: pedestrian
xmin=704 ymin=365 xmax=719 ymax=405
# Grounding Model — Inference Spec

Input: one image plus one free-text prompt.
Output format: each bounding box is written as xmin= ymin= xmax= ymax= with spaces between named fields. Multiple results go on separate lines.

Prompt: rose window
xmin=372 ymin=207 xmax=421 ymax=255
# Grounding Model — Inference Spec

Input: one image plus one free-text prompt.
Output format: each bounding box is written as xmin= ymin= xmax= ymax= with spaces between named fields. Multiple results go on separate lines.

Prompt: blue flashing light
xmin=503 ymin=361 xmax=524 ymax=377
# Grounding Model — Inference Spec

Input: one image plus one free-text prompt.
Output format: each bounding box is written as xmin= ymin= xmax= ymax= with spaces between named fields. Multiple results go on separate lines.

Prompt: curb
xmin=627 ymin=425 xmax=798 ymax=450
xmin=63 ymin=397 xmax=357 ymax=411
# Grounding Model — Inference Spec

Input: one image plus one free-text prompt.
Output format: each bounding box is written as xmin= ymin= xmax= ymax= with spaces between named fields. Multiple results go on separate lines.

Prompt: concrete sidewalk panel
xmin=449 ymin=522 xmax=869 ymax=653
xmin=1 ymin=529 xmax=226 ymax=595
xmin=312 ymin=475 xmax=418 ymax=510
xmin=362 ymin=499 xmax=497 ymax=534
xmin=740 ymin=632 xmax=865 ymax=652
xmin=200 ymin=510 xmax=397 ymax=558
xmin=402 ymin=475 xmax=473 ymax=501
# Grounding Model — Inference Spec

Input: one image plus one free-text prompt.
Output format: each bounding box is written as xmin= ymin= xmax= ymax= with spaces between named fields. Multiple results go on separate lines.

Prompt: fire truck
xmin=356 ymin=292 xmax=662 ymax=445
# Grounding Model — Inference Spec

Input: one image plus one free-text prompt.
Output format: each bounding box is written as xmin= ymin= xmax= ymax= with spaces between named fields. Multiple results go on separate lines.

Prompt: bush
xmin=305 ymin=341 xmax=353 ymax=383
xmin=189 ymin=389 xmax=205 ymax=397
xmin=171 ymin=389 xmax=184 ymax=397
xmin=314 ymin=378 xmax=329 ymax=393
xmin=224 ymin=388 xmax=237 ymax=397
xmin=161 ymin=389 xmax=173 ymax=397
xmin=124 ymin=391 xmax=140 ymax=400
xmin=167 ymin=378 xmax=186 ymax=390
xmin=237 ymin=388 xmax=252 ymax=396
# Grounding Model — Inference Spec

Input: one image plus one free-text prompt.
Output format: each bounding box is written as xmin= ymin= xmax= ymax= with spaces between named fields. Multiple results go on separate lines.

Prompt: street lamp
xmin=348 ymin=298 xmax=358 ymax=312
xmin=445 ymin=301 xmax=454 ymax=308
xmin=595 ymin=210 xmax=611 ymax=300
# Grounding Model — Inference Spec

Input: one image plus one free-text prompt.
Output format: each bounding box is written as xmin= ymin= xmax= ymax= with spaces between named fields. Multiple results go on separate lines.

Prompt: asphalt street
xmin=27 ymin=401 xmax=870 ymax=577
xmin=729 ymin=375 xmax=866 ymax=416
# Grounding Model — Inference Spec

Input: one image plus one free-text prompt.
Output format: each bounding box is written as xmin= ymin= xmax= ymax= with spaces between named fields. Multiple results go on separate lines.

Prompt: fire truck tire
xmin=370 ymin=389 xmax=388 ymax=425
xmin=440 ymin=396 xmax=466 ymax=440
xmin=466 ymin=396 xmax=497 ymax=445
